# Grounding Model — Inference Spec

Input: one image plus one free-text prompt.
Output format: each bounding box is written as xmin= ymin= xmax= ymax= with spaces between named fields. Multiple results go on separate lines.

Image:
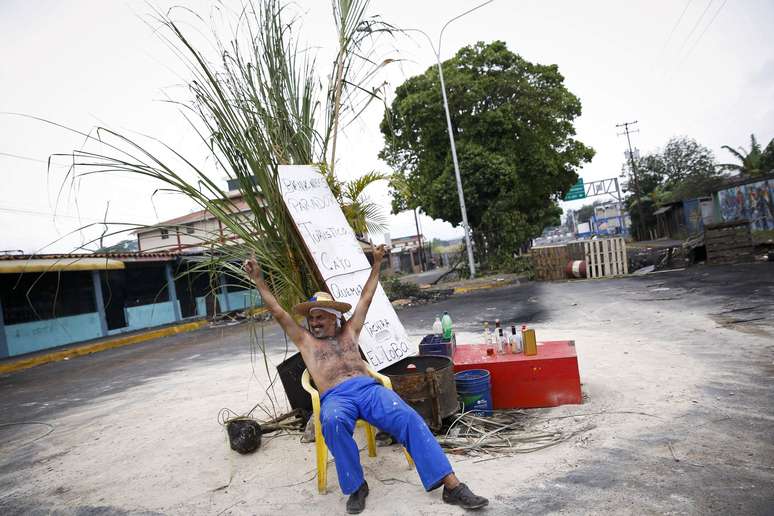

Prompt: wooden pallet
xmin=531 ymin=245 xmax=570 ymax=281
xmin=704 ymin=220 xmax=754 ymax=264
xmin=532 ymin=238 xmax=628 ymax=280
xmin=580 ymin=238 xmax=628 ymax=279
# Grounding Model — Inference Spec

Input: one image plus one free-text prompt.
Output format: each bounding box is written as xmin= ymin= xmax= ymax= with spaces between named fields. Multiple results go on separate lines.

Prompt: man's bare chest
xmin=311 ymin=336 xmax=359 ymax=364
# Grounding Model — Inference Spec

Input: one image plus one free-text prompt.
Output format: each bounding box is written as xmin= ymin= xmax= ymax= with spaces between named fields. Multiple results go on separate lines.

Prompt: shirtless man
xmin=244 ymin=245 xmax=488 ymax=514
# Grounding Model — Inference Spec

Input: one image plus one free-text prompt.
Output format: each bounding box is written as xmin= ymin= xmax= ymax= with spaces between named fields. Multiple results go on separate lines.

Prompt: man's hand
xmin=241 ymin=255 xmax=308 ymax=349
xmin=349 ymin=244 xmax=387 ymax=336
xmin=243 ymin=256 xmax=264 ymax=283
xmin=372 ymin=244 xmax=386 ymax=265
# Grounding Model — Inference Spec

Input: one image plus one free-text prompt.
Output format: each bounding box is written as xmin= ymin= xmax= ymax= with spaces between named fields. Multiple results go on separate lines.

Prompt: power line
xmin=0 ymin=151 xmax=47 ymax=163
xmin=681 ymin=0 xmax=727 ymax=61
xmin=0 ymin=204 xmax=138 ymax=223
xmin=674 ymin=0 xmax=715 ymax=57
xmin=660 ymin=0 xmax=694 ymax=55
xmin=0 ymin=150 xmax=164 ymax=184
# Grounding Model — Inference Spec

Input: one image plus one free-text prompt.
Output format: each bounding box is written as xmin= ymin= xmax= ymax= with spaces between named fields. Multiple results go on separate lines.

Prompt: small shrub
xmin=382 ymin=275 xmax=422 ymax=301
xmin=479 ymin=254 xmax=534 ymax=278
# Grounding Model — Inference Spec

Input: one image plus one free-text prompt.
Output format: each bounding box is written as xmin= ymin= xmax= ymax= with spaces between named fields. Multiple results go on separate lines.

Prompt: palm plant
xmin=56 ymin=0 xmax=394 ymax=313
xmin=325 ymin=0 xmax=397 ymax=175
xmin=322 ymin=165 xmax=389 ymax=236
xmin=720 ymin=134 xmax=765 ymax=177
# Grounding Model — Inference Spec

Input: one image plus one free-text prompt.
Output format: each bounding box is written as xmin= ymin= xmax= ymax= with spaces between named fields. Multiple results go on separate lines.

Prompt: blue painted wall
xmin=5 ymin=312 xmax=103 ymax=357
xmin=124 ymin=301 xmax=179 ymax=332
xmin=196 ymin=297 xmax=207 ymax=317
xmin=217 ymin=289 xmax=262 ymax=312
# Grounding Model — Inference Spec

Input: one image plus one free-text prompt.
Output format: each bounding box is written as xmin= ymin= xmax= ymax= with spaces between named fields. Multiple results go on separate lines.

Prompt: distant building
xmin=135 ymin=188 xmax=265 ymax=253
xmin=2 ymin=183 xmax=265 ymax=359
xmin=387 ymin=234 xmax=429 ymax=274
xmin=0 ymin=250 xmax=261 ymax=360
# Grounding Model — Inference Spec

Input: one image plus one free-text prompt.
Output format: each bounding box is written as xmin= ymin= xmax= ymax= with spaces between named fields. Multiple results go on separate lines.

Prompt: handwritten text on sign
xmin=278 ymin=165 xmax=416 ymax=370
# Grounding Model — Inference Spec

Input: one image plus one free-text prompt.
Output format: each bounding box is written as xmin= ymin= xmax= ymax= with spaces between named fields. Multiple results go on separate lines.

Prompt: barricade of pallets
xmin=531 ymin=245 xmax=570 ymax=281
xmin=573 ymin=237 xmax=628 ymax=279
xmin=704 ymin=220 xmax=754 ymax=264
xmin=532 ymin=237 xmax=628 ymax=281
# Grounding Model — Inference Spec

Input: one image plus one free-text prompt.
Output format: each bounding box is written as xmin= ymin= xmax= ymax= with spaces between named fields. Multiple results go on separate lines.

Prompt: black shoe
xmin=442 ymin=482 xmax=489 ymax=510
xmin=346 ymin=481 xmax=369 ymax=514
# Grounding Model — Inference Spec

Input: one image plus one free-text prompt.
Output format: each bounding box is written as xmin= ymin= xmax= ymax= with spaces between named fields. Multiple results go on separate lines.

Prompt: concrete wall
xmin=138 ymin=228 xmax=175 ymax=252
xmin=195 ymin=296 xmax=207 ymax=317
xmin=124 ymin=301 xmax=179 ymax=332
xmin=216 ymin=289 xmax=261 ymax=312
xmin=4 ymin=312 xmax=103 ymax=357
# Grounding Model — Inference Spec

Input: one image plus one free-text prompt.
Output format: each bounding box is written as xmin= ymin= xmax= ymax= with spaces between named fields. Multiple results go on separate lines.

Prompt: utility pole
xmin=616 ymin=121 xmax=646 ymax=240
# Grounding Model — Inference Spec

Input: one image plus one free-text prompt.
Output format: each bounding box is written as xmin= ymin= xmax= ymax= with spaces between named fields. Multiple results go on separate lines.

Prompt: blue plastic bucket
xmin=455 ymin=369 xmax=493 ymax=416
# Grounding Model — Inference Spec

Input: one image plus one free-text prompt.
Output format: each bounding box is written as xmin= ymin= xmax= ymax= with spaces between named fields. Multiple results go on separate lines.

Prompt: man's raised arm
xmin=243 ymin=258 xmax=309 ymax=348
xmin=348 ymin=244 xmax=386 ymax=336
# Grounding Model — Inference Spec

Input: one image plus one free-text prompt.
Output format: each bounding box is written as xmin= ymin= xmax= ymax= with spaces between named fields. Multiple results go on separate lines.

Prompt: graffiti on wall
xmin=718 ymin=180 xmax=774 ymax=231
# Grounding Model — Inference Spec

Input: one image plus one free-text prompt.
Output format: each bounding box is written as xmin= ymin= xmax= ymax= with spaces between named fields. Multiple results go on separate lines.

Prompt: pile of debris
xmin=391 ymin=288 xmax=454 ymax=310
xmin=436 ymin=409 xmax=595 ymax=460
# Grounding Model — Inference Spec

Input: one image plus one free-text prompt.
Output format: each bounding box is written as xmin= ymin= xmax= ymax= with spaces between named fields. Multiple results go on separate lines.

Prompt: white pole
xmin=404 ymin=0 xmax=494 ymax=278
xmin=435 ymin=60 xmax=476 ymax=278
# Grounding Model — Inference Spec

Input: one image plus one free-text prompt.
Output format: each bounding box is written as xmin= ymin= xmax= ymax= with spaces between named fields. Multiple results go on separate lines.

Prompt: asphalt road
xmin=1 ymin=262 xmax=772 ymax=514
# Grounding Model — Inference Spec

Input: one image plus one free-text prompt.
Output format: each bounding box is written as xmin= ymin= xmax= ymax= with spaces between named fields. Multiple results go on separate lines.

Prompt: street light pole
xmin=405 ymin=0 xmax=494 ymax=279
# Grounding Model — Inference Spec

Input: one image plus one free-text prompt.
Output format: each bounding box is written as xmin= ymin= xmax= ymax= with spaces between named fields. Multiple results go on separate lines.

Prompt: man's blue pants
xmin=320 ymin=376 xmax=453 ymax=495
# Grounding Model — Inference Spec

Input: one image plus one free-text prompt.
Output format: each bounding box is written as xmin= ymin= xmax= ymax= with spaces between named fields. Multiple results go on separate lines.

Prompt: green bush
xmin=479 ymin=254 xmax=534 ymax=278
xmin=382 ymin=275 xmax=422 ymax=301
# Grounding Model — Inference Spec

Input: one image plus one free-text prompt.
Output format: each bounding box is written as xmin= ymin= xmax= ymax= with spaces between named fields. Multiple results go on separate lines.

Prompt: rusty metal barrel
xmin=382 ymin=355 xmax=458 ymax=432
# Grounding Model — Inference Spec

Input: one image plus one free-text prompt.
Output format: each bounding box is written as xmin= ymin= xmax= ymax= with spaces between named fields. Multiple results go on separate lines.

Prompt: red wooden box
xmin=453 ymin=341 xmax=582 ymax=409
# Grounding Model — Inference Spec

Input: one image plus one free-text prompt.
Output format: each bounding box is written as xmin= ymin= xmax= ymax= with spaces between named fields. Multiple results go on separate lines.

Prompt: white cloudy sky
xmin=1 ymin=0 xmax=773 ymax=254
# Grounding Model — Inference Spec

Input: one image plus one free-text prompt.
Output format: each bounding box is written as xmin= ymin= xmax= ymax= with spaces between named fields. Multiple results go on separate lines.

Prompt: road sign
xmin=564 ymin=179 xmax=585 ymax=201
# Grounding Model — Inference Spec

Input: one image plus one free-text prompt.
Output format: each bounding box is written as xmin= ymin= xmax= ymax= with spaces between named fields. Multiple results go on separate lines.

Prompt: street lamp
xmin=405 ymin=0 xmax=494 ymax=279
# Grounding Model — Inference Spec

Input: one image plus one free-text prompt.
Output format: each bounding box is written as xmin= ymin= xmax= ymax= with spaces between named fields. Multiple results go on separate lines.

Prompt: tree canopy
xmin=379 ymin=41 xmax=594 ymax=262
xmin=623 ymin=136 xmax=725 ymax=238
xmin=720 ymin=134 xmax=774 ymax=178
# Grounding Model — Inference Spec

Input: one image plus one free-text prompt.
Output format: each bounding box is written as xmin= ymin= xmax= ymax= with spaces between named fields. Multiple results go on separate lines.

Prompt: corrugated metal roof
xmin=0 ymin=251 xmax=184 ymax=265
xmin=0 ymin=257 xmax=125 ymax=274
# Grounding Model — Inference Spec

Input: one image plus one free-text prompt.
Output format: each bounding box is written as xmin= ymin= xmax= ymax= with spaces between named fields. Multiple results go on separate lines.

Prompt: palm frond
xmin=343 ymin=170 xmax=388 ymax=201
xmin=721 ymin=145 xmax=747 ymax=163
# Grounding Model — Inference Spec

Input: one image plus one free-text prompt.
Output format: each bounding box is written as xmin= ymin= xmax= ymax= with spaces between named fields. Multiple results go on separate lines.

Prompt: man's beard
xmin=311 ymin=325 xmax=334 ymax=338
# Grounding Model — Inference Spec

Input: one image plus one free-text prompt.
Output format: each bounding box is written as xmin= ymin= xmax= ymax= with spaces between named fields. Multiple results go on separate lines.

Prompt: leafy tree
xmin=626 ymin=136 xmax=722 ymax=200
xmin=719 ymin=134 xmax=774 ymax=177
xmin=380 ymin=41 xmax=594 ymax=262
xmin=623 ymin=136 xmax=724 ymax=238
xmin=574 ymin=200 xmax=606 ymax=223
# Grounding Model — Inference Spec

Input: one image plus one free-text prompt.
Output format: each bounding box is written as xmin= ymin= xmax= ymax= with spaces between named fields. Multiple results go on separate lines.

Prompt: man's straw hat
xmin=293 ymin=291 xmax=352 ymax=317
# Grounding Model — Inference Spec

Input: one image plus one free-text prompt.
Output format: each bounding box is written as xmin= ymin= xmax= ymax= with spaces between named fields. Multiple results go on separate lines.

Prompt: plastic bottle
xmin=432 ymin=316 xmax=443 ymax=335
xmin=510 ymin=325 xmax=522 ymax=353
xmin=441 ymin=311 xmax=453 ymax=340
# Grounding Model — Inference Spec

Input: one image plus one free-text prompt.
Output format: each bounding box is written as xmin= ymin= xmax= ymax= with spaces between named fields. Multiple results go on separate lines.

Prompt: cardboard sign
xmin=278 ymin=165 xmax=416 ymax=370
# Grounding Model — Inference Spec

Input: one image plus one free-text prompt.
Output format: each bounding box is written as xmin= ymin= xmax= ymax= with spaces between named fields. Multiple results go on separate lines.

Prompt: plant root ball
xmin=226 ymin=418 xmax=262 ymax=454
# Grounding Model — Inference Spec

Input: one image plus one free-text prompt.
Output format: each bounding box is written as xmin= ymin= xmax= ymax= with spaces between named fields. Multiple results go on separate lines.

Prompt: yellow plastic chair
xmin=301 ymin=364 xmax=414 ymax=494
